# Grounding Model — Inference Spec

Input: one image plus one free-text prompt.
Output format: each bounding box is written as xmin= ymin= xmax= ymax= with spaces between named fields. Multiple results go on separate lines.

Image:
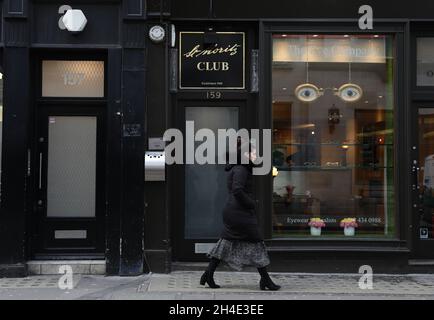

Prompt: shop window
xmin=417 ymin=38 xmax=434 ymax=87
xmin=272 ymin=34 xmax=395 ymax=239
xmin=42 ymin=60 xmax=104 ymax=98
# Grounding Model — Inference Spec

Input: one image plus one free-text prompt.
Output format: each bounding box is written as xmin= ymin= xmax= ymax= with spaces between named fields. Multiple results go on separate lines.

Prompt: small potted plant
xmin=308 ymin=218 xmax=326 ymax=236
xmin=340 ymin=218 xmax=358 ymax=236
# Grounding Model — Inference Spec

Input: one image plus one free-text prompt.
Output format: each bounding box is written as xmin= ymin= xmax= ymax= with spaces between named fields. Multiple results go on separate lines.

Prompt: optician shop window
xmin=271 ymin=34 xmax=395 ymax=239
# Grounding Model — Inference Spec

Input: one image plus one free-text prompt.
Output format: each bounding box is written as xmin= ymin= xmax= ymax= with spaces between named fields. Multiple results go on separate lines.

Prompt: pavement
xmin=1 ymin=271 xmax=434 ymax=300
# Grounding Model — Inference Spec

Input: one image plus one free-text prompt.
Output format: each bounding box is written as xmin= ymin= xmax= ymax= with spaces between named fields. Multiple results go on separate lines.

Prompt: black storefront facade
xmin=2 ymin=0 xmax=434 ymax=277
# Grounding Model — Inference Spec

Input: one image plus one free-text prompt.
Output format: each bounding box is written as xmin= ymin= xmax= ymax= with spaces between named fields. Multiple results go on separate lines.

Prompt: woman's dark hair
xmin=225 ymin=137 xmax=256 ymax=165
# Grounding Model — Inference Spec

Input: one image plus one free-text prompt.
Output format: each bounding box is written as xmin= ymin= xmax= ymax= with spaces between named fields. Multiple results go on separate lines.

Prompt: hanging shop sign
xmin=179 ymin=32 xmax=245 ymax=89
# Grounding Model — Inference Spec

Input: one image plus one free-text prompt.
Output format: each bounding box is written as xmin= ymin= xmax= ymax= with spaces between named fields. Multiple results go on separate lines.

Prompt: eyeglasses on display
xmin=294 ymin=83 xmax=363 ymax=103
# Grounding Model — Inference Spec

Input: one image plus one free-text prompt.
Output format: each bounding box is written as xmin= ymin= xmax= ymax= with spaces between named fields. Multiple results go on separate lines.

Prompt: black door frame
xmin=29 ymin=50 xmax=108 ymax=259
xmin=170 ymin=23 xmax=257 ymax=261
xmin=31 ymin=105 xmax=106 ymax=258
xmin=172 ymin=99 xmax=248 ymax=261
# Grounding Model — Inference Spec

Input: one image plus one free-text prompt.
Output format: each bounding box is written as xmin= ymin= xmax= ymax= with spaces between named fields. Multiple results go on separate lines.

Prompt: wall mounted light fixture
xmin=62 ymin=10 xmax=87 ymax=33
xmin=58 ymin=6 xmax=87 ymax=33
xmin=149 ymin=25 xmax=166 ymax=43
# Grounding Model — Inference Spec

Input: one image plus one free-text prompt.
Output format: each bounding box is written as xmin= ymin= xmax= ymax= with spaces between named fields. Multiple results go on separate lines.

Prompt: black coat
xmin=220 ymin=164 xmax=262 ymax=242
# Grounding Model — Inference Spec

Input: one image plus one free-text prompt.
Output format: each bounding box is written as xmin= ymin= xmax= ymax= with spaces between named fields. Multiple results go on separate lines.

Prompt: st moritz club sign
xmin=179 ymin=32 xmax=245 ymax=89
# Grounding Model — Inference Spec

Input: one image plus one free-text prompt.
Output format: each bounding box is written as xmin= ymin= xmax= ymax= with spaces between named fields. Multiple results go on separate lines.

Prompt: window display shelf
xmin=273 ymin=143 xmax=393 ymax=147
xmin=271 ymin=233 xmax=396 ymax=239
xmin=275 ymin=165 xmax=393 ymax=171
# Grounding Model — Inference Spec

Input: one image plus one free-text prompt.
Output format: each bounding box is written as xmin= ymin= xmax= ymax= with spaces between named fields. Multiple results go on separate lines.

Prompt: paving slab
xmin=146 ymin=271 xmax=434 ymax=296
xmin=0 ymin=272 xmax=434 ymax=300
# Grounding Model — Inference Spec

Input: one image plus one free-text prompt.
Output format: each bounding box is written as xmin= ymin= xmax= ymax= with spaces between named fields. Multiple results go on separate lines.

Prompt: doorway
xmin=31 ymin=106 xmax=106 ymax=257
xmin=172 ymin=101 xmax=246 ymax=260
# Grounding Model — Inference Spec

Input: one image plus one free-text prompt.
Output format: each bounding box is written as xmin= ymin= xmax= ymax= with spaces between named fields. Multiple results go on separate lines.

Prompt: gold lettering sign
xmin=179 ymin=32 xmax=245 ymax=89
xmin=184 ymin=44 xmax=241 ymax=58
xmin=197 ymin=62 xmax=230 ymax=71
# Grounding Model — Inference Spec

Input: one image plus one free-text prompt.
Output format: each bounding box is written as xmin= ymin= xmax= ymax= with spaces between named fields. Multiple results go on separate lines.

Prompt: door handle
xmin=39 ymin=152 xmax=43 ymax=189
xmin=412 ymin=165 xmax=419 ymax=189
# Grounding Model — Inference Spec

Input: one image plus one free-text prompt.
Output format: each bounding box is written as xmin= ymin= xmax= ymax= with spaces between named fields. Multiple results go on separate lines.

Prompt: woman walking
xmin=200 ymin=141 xmax=280 ymax=291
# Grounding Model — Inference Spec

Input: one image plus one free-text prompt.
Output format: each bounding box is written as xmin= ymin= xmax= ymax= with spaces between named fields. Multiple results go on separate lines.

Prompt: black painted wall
xmin=172 ymin=0 xmax=434 ymax=19
xmin=105 ymin=48 xmax=123 ymax=275
xmin=119 ymin=48 xmax=146 ymax=275
xmin=143 ymin=21 xmax=170 ymax=273
xmin=0 ymin=0 xmax=149 ymax=276
xmin=0 ymin=47 xmax=30 ymax=277
xmin=32 ymin=2 xmax=120 ymax=46
xmin=0 ymin=0 xmax=31 ymax=277
xmin=0 ymin=0 xmax=433 ymax=277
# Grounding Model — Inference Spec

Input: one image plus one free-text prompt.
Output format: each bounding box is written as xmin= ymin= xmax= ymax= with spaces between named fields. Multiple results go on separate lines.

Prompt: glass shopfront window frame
xmin=272 ymin=33 xmax=396 ymax=240
xmin=260 ymin=23 xmax=407 ymax=246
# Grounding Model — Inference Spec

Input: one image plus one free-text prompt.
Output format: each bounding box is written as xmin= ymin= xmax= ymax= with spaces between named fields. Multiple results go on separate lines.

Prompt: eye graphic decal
xmin=336 ymin=83 xmax=363 ymax=102
xmin=294 ymin=84 xmax=323 ymax=102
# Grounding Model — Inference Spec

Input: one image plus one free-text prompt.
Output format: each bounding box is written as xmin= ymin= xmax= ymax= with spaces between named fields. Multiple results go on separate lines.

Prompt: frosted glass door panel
xmin=47 ymin=116 xmax=97 ymax=218
xmin=184 ymin=107 xmax=238 ymax=239
xmin=42 ymin=60 xmax=104 ymax=97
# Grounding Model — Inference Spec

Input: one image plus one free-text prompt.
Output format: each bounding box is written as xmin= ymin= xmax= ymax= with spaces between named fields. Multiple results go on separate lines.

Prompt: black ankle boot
xmin=200 ymin=270 xmax=220 ymax=288
xmin=258 ymin=267 xmax=281 ymax=291
xmin=200 ymin=258 xmax=221 ymax=289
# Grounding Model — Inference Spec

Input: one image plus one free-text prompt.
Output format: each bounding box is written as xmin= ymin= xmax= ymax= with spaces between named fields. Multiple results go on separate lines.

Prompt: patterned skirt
xmin=207 ymin=238 xmax=270 ymax=271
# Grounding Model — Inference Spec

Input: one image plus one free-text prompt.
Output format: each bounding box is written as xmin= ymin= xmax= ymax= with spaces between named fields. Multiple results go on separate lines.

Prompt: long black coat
xmin=221 ymin=164 xmax=262 ymax=242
